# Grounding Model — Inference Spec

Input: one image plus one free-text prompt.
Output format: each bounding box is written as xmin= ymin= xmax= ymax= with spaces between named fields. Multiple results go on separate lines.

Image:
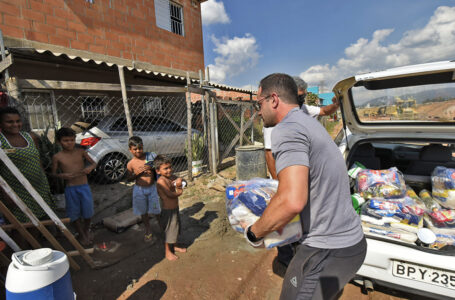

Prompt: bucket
xmin=235 ymin=145 xmax=267 ymax=181
xmin=6 ymin=248 xmax=75 ymax=300
xmin=192 ymin=160 xmax=203 ymax=177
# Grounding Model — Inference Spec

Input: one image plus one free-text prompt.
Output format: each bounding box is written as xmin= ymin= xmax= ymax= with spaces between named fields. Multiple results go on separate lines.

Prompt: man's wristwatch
xmin=245 ymin=225 xmax=263 ymax=247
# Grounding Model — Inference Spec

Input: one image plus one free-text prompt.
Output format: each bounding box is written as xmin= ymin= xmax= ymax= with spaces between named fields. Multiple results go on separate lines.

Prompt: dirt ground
xmin=65 ymin=163 xmax=436 ymax=300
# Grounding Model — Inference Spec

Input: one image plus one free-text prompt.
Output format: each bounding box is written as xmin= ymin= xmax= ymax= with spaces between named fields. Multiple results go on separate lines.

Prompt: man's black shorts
xmin=280 ymin=236 xmax=367 ymax=300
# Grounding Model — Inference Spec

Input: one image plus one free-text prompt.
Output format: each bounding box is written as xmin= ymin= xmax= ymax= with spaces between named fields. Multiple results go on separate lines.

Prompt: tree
xmin=306 ymin=92 xmax=320 ymax=106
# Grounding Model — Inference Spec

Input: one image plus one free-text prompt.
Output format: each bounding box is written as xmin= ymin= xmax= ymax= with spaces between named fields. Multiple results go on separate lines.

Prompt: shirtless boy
xmin=154 ymin=155 xmax=187 ymax=261
xmin=126 ymin=136 xmax=160 ymax=242
xmin=52 ymin=127 xmax=96 ymax=246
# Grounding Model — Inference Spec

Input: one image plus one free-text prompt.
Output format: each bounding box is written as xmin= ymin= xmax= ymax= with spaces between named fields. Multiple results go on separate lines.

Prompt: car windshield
xmin=351 ymin=76 xmax=455 ymax=123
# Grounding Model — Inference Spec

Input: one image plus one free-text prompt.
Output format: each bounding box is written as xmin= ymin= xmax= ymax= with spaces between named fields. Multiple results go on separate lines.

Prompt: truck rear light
xmin=80 ymin=137 xmax=101 ymax=147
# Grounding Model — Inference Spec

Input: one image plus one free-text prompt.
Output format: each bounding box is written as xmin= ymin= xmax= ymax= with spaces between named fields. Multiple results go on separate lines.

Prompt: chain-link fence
xmin=18 ymin=92 xmax=210 ymax=189
xmin=3 ymin=89 xmax=264 ymax=219
xmin=13 ymin=91 xmax=262 ymax=187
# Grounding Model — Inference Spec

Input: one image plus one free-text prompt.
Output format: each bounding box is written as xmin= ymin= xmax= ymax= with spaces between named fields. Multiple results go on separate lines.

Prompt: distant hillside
xmin=357 ymin=87 xmax=455 ymax=108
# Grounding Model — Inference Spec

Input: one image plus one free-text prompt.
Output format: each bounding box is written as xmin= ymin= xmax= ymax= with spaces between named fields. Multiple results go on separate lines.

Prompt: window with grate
xmin=155 ymin=0 xmax=185 ymax=36
xmin=144 ymin=97 xmax=163 ymax=115
xmin=170 ymin=2 xmax=184 ymax=36
xmin=81 ymin=97 xmax=105 ymax=123
xmin=23 ymin=92 xmax=56 ymax=130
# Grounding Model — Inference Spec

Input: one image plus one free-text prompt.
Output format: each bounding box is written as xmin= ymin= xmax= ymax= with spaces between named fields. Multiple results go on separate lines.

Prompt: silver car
xmin=76 ymin=115 xmax=198 ymax=182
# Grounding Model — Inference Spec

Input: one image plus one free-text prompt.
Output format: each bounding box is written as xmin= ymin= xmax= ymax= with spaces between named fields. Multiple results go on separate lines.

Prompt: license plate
xmin=392 ymin=260 xmax=455 ymax=290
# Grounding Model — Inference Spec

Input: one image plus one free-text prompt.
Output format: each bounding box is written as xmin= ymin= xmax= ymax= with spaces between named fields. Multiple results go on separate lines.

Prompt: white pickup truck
xmin=333 ymin=60 xmax=455 ymax=299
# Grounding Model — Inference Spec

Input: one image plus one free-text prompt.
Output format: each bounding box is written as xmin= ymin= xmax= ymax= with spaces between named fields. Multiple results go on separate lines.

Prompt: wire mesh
xmin=215 ymin=100 xmax=263 ymax=165
xmin=17 ymin=92 xmax=209 ymax=186
xmin=11 ymin=92 xmax=263 ymax=186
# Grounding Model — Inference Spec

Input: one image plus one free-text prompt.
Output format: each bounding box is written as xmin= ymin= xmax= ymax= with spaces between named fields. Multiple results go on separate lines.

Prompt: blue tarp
xmin=319 ymin=92 xmax=335 ymax=106
xmin=307 ymin=86 xmax=319 ymax=94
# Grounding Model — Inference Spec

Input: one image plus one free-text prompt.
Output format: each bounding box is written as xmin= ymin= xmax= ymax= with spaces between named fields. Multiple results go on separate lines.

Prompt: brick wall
xmin=0 ymin=0 xmax=205 ymax=73
xmin=215 ymin=90 xmax=257 ymax=101
xmin=190 ymin=90 xmax=257 ymax=103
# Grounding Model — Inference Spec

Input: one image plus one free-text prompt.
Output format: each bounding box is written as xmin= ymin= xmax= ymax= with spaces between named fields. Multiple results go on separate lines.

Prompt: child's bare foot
xmin=165 ymin=252 xmax=179 ymax=261
xmin=174 ymin=246 xmax=187 ymax=253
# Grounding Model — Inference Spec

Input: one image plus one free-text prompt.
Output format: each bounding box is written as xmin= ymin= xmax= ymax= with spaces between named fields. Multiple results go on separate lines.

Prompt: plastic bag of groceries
xmin=225 ymin=178 xmax=302 ymax=249
xmin=431 ymin=233 xmax=455 ymax=250
xmin=424 ymin=208 xmax=455 ymax=229
xmin=360 ymin=198 xmax=423 ymax=233
xmin=405 ymin=186 xmax=427 ymax=210
xmin=431 ymin=166 xmax=455 ymax=209
xmin=417 ymin=189 xmax=455 ymax=229
xmin=356 ymin=167 xmax=406 ymax=199
xmin=419 ymin=189 xmax=441 ymax=211
xmin=226 ymin=178 xmax=277 ymax=233
xmin=361 ymin=222 xmax=417 ymax=244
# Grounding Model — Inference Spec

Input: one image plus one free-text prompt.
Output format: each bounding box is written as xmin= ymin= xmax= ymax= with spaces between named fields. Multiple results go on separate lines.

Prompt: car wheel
xmin=97 ymin=153 xmax=127 ymax=183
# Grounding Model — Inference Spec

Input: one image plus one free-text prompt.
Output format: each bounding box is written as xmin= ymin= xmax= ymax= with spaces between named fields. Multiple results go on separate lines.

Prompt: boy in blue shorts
xmin=126 ymin=136 xmax=160 ymax=242
xmin=52 ymin=127 xmax=97 ymax=246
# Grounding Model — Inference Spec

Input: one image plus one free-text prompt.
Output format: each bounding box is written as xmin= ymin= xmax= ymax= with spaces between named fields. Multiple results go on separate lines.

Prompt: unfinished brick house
xmin=0 ymin=0 xmax=258 ymax=182
xmin=1 ymin=0 xmax=205 ymax=74
xmin=0 ymin=0 xmax=212 ymax=130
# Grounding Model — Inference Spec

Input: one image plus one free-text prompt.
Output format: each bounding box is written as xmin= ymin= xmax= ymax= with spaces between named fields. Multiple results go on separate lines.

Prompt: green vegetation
xmin=306 ymin=92 xmax=320 ymax=106
xmin=185 ymin=133 xmax=205 ymax=161
xmin=319 ymin=117 xmax=340 ymax=137
xmin=37 ymin=127 xmax=64 ymax=194
xmin=37 ymin=127 xmax=60 ymax=171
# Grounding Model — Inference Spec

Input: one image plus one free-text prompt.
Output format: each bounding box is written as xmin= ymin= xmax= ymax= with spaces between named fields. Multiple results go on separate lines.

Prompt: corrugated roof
xmin=30 ymin=48 xmax=254 ymax=94
xmin=34 ymin=48 xmax=199 ymax=83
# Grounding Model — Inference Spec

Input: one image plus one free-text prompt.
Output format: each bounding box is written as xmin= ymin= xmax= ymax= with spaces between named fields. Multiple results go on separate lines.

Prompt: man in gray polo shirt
xmin=263 ymin=76 xmax=340 ymax=271
xmin=245 ymin=73 xmax=365 ymax=300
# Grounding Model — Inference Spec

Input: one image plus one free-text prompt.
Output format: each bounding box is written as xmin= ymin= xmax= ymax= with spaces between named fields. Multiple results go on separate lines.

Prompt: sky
xmin=200 ymin=0 xmax=455 ymax=92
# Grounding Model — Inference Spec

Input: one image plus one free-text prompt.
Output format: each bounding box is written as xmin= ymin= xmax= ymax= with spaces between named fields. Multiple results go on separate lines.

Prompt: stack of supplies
xmin=354 ymin=167 xmax=423 ymax=244
xmin=352 ymin=164 xmax=455 ymax=250
xmin=225 ymin=178 xmax=302 ymax=249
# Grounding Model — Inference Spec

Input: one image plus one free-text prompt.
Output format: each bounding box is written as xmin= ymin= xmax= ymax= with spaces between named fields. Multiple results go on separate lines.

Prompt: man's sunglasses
xmin=253 ymin=95 xmax=272 ymax=111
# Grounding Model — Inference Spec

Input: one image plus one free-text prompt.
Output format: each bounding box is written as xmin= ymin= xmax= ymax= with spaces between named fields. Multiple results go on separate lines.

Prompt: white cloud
xmin=207 ymin=34 xmax=260 ymax=83
xmin=300 ymin=6 xmax=455 ymax=91
xmin=241 ymin=84 xmax=256 ymax=91
xmin=201 ymin=0 xmax=230 ymax=25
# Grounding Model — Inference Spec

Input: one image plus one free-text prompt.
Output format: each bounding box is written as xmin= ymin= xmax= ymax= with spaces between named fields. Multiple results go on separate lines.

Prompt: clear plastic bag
xmin=360 ymin=198 xmax=423 ymax=233
xmin=225 ymin=178 xmax=302 ymax=249
xmin=431 ymin=166 xmax=455 ymax=209
xmin=356 ymin=167 xmax=406 ymax=199
xmin=431 ymin=233 xmax=455 ymax=249
xmin=419 ymin=189 xmax=441 ymax=211
xmin=425 ymin=208 xmax=455 ymax=228
xmin=362 ymin=222 xmax=417 ymax=243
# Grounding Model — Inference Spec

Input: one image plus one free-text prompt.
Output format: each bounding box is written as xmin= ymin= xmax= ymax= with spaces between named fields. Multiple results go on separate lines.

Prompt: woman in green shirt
xmin=0 ymin=107 xmax=55 ymax=223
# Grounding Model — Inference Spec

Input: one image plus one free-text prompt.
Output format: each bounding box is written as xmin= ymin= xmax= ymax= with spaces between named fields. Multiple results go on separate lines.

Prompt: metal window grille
xmin=81 ymin=97 xmax=106 ymax=122
xmin=23 ymin=92 xmax=56 ymax=130
xmin=170 ymin=2 xmax=184 ymax=36
xmin=143 ymin=96 xmax=163 ymax=115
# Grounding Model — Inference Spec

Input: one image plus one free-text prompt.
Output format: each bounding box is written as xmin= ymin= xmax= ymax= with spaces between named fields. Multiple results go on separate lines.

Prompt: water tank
xmin=6 ymin=248 xmax=75 ymax=300
xmin=235 ymin=145 xmax=267 ymax=181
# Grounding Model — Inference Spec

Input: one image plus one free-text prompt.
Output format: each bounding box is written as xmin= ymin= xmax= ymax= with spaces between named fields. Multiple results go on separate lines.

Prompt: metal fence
xmin=216 ymin=101 xmax=262 ymax=167
xmin=19 ymin=92 xmax=211 ymax=188
xmin=16 ymin=91 xmax=261 ymax=187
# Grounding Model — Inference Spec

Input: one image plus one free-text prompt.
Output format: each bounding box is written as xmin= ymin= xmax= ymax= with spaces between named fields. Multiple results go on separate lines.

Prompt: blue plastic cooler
xmin=5 ymin=248 xmax=75 ymax=300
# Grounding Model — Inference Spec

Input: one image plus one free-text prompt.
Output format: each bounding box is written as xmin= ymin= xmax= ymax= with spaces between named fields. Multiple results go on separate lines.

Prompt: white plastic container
xmin=6 ymin=248 xmax=74 ymax=300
